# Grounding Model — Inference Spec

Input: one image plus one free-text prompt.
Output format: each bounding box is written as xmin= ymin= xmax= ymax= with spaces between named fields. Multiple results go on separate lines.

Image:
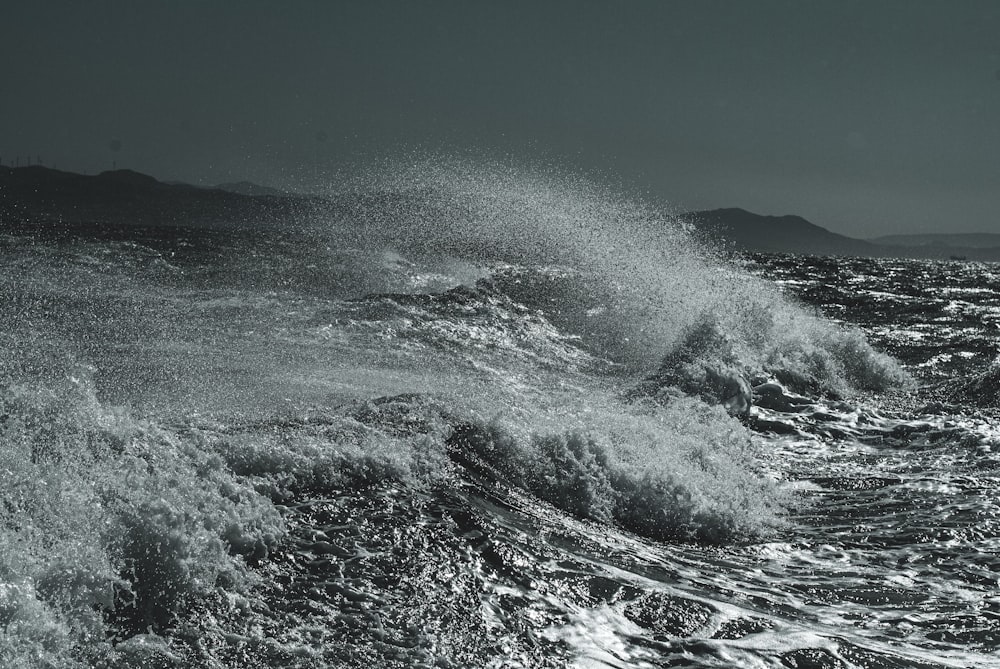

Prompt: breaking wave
xmin=0 ymin=365 xmax=782 ymax=665
xmin=315 ymin=158 xmax=911 ymax=397
xmin=0 ymin=157 xmax=919 ymax=667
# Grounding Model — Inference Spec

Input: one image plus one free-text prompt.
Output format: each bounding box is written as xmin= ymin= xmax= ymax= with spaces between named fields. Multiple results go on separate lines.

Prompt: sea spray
xmin=0 ymin=370 xmax=282 ymax=667
xmin=0 ymin=158 xmax=930 ymax=667
xmin=446 ymin=395 xmax=783 ymax=544
xmin=0 ymin=371 xmax=781 ymax=665
xmin=316 ymin=157 xmax=911 ymax=397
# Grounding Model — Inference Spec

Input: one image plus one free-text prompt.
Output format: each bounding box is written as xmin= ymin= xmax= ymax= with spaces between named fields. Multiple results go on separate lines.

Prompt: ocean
xmin=2 ymin=163 xmax=998 ymax=668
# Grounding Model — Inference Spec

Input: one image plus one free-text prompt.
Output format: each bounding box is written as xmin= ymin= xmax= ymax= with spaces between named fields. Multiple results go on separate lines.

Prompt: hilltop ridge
xmin=3 ymin=166 xmax=998 ymax=261
xmin=0 ymin=165 xmax=310 ymax=230
xmin=684 ymin=207 xmax=1000 ymax=262
xmin=681 ymin=208 xmax=882 ymax=258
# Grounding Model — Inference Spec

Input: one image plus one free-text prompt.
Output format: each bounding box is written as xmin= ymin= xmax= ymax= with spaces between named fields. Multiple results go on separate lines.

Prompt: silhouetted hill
xmin=0 ymin=165 xmax=311 ymax=231
xmin=98 ymin=168 xmax=161 ymax=187
xmin=683 ymin=208 xmax=1000 ymax=261
xmin=4 ymin=167 xmax=1000 ymax=262
xmin=681 ymin=208 xmax=883 ymax=257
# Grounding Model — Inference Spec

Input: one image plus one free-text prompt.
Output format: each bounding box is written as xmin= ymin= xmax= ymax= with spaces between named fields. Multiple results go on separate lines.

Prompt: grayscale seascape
xmin=4 ymin=163 xmax=1000 ymax=668
xmin=4 ymin=2 xmax=1000 ymax=667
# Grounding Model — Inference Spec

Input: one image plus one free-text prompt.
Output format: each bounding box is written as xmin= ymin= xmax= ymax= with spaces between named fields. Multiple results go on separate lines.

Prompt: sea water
xmin=1 ymin=161 xmax=997 ymax=668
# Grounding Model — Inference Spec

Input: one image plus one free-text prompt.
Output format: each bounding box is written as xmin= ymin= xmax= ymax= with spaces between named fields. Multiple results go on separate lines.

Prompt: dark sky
xmin=3 ymin=1 xmax=999 ymax=237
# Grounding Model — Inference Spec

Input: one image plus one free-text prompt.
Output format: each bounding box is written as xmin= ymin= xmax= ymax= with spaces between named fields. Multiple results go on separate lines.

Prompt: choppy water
xmin=2 ymin=163 xmax=999 ymax=668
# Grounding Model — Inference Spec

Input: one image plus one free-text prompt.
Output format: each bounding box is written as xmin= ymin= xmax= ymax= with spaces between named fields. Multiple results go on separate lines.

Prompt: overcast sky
xmin=2 ymin=1 xmax=999 ymax=237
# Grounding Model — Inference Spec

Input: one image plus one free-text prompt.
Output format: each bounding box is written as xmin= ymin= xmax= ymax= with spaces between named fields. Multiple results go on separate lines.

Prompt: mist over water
xmin=312 ymin=158 xmax=909 ymax=390
xmin=7 ymin=160 xmax=994 ymax=668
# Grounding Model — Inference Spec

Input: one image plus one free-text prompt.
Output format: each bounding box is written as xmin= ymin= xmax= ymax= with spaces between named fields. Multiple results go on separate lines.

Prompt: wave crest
xmin=320 ymin=158 xmax=912 ymax=400
xmin=446 ymin=397 xmax=784 ymax=545
xmin=0 ymin=370 xmax=282 ymax=666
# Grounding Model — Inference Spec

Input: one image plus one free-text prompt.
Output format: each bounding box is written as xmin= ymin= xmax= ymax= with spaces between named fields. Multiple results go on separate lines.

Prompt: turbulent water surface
xmin=3 ymin=165 xmax=999 ymax=668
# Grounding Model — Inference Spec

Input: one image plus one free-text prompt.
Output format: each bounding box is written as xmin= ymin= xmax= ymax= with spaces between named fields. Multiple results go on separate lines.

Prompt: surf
xmin=0 ymin=158 xmax=921 ymax=667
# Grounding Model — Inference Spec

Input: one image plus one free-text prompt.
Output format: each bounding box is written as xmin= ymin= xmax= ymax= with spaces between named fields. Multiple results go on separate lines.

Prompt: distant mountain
xmin=682 ymin=208 xmax=1000 ymax=261
xmin=0 ymin=165 xmax=312 ymax=231
xmin=681 ymin=208 xmax=884 ymax=257
xmin=870 ymin=233 xmax=1000 ymax=250
xmin=4 ymin=166 xmax=1000 ymax=262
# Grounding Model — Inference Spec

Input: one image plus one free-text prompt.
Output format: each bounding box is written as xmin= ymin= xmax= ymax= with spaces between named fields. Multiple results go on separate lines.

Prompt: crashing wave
xmin=0 ymin=157 xmax=922 ymax=667
xmin=0 ymin=363 xmax=784 ymax=666
xmin=318 ymin=159 xmax=912 ymax=400
xmin=0 ymin=370 xmax=281 ymax=667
